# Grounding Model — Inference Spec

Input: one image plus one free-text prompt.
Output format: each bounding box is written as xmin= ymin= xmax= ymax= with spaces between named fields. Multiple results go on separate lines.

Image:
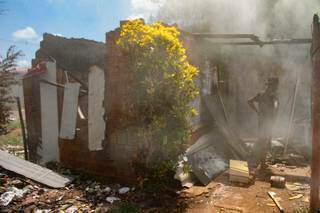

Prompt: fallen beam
xmin=191 ymin=33 xmax=311 ymax=46
xmin=192 ymin=33 xmax=259 ymax=40
xmin=206 ymin=39 xmax=311 ymax=46
xmin=0 ymin=150 xmax=72 ymax=188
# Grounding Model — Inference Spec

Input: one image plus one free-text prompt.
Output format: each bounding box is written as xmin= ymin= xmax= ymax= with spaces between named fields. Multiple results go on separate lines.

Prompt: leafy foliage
xmin=0 ymin=46 xmax=22 ymax=134
xmin=117 ymin=20 xmax=199 ymax=166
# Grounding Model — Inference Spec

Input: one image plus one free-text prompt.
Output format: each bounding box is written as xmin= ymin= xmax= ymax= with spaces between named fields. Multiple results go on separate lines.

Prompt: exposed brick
xmin=25 ymin=22 xmax=203 ymax=182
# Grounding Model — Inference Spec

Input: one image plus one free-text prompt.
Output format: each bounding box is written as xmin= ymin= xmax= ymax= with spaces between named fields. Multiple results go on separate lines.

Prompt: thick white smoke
xmin=145 ymin=0 xmax=318 ymax=147
xmin=153 ymin=0 xmax=319 ymax=38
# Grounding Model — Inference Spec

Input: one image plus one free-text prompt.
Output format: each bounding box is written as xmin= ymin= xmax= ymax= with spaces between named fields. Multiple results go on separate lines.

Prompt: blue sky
xmin=0 ymin=0 xmax=163 ymax=68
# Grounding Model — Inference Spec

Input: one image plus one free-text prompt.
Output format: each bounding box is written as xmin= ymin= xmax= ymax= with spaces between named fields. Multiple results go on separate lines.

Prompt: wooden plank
xmin=268 ymin=191 xmax=284 ymax=213
xmin=15 ymin=97 xmax=28 ymax=160
xmin=39 ymin=62 xmax=60 ymax=163
xmin=229 ymin=160 xmax=249 ymax=183
xmin=59 ymin=82 xmax=80 ymax=140
xmin=22 ymin=75 xmax=42 ymax=163
xmin=0 ymin=150 xmax=71 ymax=188
xmin=88 ymin=66 xmax=106 ymax=151
xmin=214 ymin=203 xmax=243 ymax=212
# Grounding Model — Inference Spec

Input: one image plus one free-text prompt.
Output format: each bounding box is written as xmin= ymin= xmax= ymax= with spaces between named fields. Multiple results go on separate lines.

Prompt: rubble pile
xmin=0 ymin=168 xmax=130 ymax=212
xmin=0 ymin=166 xmax=185 ymax=212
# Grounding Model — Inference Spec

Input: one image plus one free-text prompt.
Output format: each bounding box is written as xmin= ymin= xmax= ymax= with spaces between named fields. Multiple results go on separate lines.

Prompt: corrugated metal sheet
xmin=60 ymin=82 xmax=81 ymax=140
xmin=0 ymin=150 xmax=72 ymax=188
xmin=39 ymin=62 xmax=60 ymax=163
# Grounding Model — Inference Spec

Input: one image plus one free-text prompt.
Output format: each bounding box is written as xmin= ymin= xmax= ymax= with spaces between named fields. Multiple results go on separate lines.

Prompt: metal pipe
xmin=207 ymin=39 xmax=312 ymax=46
xmin=40 ymin=79 xmax=65 ymax=89
xmin=191 ymin=33 xmax=311 ymax=45
xmin=192 ymin=33 xmax=259 ymax=39
xmin=40 ymin=79 xmax=88 ymax=94
xmin=283 ymin=73 xmax=300 ymax=155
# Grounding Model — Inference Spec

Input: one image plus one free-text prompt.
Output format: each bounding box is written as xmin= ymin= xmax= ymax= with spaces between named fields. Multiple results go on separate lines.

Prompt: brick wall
xmin=25 ymin=22 xmax=204 ymax=181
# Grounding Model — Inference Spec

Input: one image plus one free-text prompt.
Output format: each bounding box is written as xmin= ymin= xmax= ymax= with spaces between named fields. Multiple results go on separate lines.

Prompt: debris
xmin=184 ymin=186 xmax=209 ymax=197
xmin=0 ymin=186 xmax=30 ymax=206
xmin=268 ymin=191 xmax=284 ymax=213
xmin=35 ymin=210 xmax=51 ymax=213
xmin=289 ymin=194 xmax=303 ymax=200
xmin=186 ymin=131 xmax=228 ymax=185
xmin=59 ymin=82 xmax=81 ymax=140
xmin=0 ymin=150 xmax=72 ymax=188
xmin=102 ymin=187 xmax=111 ymax=193
xmin=118 ymin=187 xmax=130 ymax=194
xmin=10 ymin=179 xmax=25 ymax=188
xmin=106 ymin=196 xmax=120 ymax=204
xmin=214 ymin=203 xmax=243 ymax=212
xmin=174 ymin=157 xmax=194 ymax=188
xmin=66 ymin=205 xmax=78 ymax=213
xmin=286 ymin=183 xmax=300 ymax=191
xmin=303 ymin=197 xmax=310 ymax=203
xmin=0 ymin=172 xmax=6 ymax=178
xmin=267 ymin=203 xmax=276 ymax=207
xmin=229 ymin=160 xmax=249 ymax=184
xmin=286 ymin=182 xmax=310 ymax=192
xmin=56 ymin=194 xmax=64 ymax=201
xmin=270 ymin=176 xmax=286 ymax=188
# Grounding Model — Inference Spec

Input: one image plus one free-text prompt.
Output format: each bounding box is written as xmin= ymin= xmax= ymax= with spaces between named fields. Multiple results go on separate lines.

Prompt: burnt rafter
xmin=191 ymin=33 xmax=311 ymax=46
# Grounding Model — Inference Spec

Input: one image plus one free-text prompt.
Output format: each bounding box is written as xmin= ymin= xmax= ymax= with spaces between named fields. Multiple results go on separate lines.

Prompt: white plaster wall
xmin=88 ymin=66 xmax=106 ymax=151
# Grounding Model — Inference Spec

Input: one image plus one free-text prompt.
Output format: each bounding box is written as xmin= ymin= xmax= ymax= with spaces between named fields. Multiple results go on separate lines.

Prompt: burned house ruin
xmin=22 ymin=20 xmax=312 ymax=181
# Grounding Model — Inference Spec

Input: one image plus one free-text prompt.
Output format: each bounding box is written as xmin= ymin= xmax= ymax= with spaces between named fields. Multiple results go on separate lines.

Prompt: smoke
xmin=153 ymin=0 xmax=319 ymax=38
xmin=146 ymin=0 xmax=319 ymax=146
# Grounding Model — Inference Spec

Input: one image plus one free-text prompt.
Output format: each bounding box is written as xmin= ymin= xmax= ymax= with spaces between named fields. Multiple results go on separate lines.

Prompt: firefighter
xmin=247 ymin=77 xmax=279 ymax=168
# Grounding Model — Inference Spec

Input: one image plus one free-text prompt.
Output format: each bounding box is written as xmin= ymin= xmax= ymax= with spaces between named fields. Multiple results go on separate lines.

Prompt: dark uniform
xmin=248 ymin=78 xmax=279 ymax=166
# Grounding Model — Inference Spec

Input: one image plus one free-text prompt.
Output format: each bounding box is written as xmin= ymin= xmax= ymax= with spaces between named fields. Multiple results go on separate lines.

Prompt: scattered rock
xmin=102 ymin=186 xmax=111 ymax=193
xmin=11 ymin=179 xmax=25 ymax=188
xmin=106 ymin=196 xmax=120 ymax=204
xmin=118 ymin=187 xmax=130 ymax=194
xmin=35 ymin=209 xmax=51 ymax=213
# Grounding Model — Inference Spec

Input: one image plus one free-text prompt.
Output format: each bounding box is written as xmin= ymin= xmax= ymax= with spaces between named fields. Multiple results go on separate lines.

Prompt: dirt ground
xmin=0 ymin=162 xmax=311 ymax=212
xmin=184 ymin=168 xmax=310 ymax=213
xmin=0 ymin=121 xmax=311 ymax=212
